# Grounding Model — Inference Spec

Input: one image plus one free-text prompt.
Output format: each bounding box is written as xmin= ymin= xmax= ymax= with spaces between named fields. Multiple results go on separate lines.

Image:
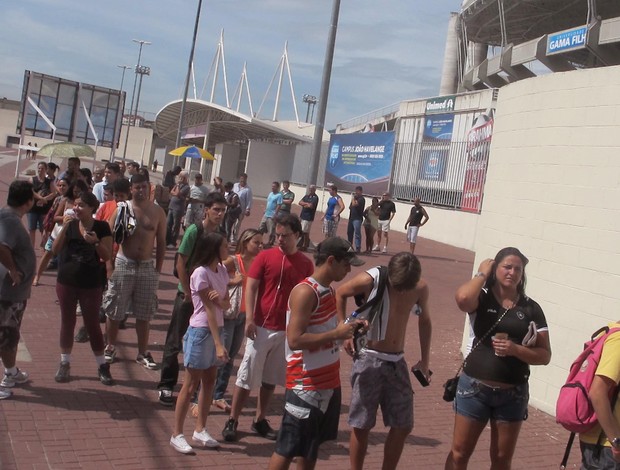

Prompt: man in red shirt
xmin=223 ymin=214 xmax=314 ymax=442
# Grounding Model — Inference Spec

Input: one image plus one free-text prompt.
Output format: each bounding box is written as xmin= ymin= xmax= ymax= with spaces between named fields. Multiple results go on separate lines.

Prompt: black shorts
xmin=274 ymin=387 xmax=341 ymax=461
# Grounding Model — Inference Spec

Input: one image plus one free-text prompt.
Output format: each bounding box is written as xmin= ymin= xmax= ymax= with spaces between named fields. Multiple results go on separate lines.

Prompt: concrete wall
xmin=472 ymin=65 xmax=620 ymax=414
xmin=214 ymin=143 xmax=241 ymax=184
xmin=0 ymin=108 xmax=19 ymax=147
xmin=289 ymin=183 xmax=480 ymax=250
xmin=246 ymin=141 xmax=295 ymax=198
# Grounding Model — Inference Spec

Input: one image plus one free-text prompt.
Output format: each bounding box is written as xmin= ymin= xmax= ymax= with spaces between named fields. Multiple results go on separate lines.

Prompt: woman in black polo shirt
xmin=445 ymin=247 xmax=552 ymax=469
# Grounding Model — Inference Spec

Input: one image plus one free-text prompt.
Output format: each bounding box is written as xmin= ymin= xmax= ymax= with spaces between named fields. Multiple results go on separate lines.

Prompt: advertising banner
xmin=419 ymin=113 xmax=453 ymax=181
xmin=460 ymin=109 xmax=494 ymax=212
xmin=324 ymin=131 xmax=395 ymax=194
xmin=546 ymin=26 xmax=587 ymax=55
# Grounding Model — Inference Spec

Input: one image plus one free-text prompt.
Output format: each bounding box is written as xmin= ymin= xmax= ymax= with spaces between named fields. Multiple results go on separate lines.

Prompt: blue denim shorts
xmin=183 ymin=326 xmax=222 ymax=370
xmin=454 ymin=373 xmax=529 ymax=423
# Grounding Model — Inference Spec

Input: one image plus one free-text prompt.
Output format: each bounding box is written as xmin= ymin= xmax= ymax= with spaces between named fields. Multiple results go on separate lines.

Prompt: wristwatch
xmin=611 ymin=437 xmax=620 ymax=449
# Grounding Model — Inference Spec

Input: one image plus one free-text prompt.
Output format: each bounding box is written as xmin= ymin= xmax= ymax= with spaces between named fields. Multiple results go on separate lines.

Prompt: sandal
xmin=212 ymin=398 xmax=231 ymax=413
xmin=32 ymin=278 xmax=40 ymax=287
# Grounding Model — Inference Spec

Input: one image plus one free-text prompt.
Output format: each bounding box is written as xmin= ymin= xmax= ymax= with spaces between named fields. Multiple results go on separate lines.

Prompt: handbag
xmin=224 ymin=255 xmax=244 ymax=320
xmin=442 ymin=306 xmax=511 ymax=402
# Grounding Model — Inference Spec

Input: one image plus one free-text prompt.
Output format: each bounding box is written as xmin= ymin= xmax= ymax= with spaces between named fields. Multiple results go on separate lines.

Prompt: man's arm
xmin=335 ymin=272 xmax=374 ymax=323
xmin=155 ymin=207 xmax=167 ymax=273
xmin=0 ymin=244 xmax=20 ymax=286
xmin=245 ymin=187 xmax=253 ymax=214
xmin=389 ymin=203 xmax=396 ymax=222
xmin=244 ymin=276 xmax=260 ymax=339
xmin=287 ymin=284 xmax=360 ymax=350
xmin=421 ymin=207 xmax=430 ymax=226
xmin=590 ymin=374 xmax=620 ymax=462
xmin=415 ymin=281 xmax=432 ymax=375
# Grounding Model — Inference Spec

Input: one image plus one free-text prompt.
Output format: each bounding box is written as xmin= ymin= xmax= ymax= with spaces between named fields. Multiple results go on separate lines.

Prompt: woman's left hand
xmin=84 ymin=231 xmax=99 ymax=245
xmin=492 ymin=337 xmax=516 ymax=357
xmin=216 ymin=345 xmax=229 ymax=363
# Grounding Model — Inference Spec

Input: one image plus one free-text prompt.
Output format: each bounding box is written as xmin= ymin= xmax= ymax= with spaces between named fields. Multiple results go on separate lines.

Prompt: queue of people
xmin=2 ymin=158 xmax=618 ymax=470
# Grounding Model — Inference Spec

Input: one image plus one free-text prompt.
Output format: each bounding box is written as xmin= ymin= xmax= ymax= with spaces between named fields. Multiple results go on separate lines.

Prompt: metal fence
xmin=391 ymin=139 xmax=491 ymax=213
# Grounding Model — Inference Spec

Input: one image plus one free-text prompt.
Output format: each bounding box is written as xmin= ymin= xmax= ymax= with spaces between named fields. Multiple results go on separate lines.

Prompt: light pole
xmin=308 ymin=0 xmax=341 ymax=187
xmin=122 ymin=39 xmax=151 ymax=160
xmin=133 ymin=65 xmax=151 ymax=128
xmin=303 ymin=94 xmax=317 ymax=123
xmin=176 ymin=0 xmax=203 ymax=149
xmin=111 ymin=65 xmax=131 ymax=160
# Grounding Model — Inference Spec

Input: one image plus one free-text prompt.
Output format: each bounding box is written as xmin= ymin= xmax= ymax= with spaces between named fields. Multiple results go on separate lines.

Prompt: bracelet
xmin=473 ymin=272 xmax=486 ymax=279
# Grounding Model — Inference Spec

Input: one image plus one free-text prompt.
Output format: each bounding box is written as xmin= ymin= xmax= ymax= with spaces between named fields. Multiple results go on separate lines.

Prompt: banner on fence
xmin=324 ymin=131 xmax=395 ymax=194
xmin=419 ymin=114 xmax=453 ymax=181
xmin=460 ymin=109 xmax=494 ymax=212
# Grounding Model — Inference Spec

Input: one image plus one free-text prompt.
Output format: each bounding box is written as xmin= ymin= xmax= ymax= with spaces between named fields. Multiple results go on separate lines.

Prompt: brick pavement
xmin=0 ymin=150 xmax=583 ymax=469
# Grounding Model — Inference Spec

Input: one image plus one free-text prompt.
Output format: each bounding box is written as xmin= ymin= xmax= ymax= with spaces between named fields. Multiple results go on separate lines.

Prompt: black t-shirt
xmin=464 ymin=289 xmax=548 ymax=385
xmin=299 ymin=193 xmax=319 ymax=221
xmin=378 ymin=200 xmax=396 ymax=221
xmin=409 ymin=206 xmax=424 ymax=226
xmin=349 ymin=195 xmax=366 ymax=221
xmin=30 ymin=176 xmax=53 ymax=214
xmin=57 ymin=219 xmax=111 ymax=289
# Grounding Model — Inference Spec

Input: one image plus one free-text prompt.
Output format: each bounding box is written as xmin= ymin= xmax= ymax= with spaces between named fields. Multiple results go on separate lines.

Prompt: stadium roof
xmin=461 ymin=0 xmax=620 ymax=46
xmin=154 ymin=99 xmax=329 ymax=146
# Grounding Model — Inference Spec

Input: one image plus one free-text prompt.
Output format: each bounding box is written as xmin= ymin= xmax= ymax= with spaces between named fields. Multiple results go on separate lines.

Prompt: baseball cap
xmin=318 ymin=237 xmax=365 ymax=266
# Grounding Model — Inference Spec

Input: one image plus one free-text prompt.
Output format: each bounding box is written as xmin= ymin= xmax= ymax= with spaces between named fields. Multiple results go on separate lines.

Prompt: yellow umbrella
xmin=168 ymin=145 xmax=214 ymax=160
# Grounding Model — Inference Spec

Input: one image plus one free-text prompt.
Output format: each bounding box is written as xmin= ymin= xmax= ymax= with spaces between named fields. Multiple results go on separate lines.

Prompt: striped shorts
xmin=103 ymin=257 xmax=159 ymax=322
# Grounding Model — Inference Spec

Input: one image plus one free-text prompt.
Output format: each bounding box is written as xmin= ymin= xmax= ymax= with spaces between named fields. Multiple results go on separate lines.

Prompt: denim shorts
xmin=454 ymin=373 xmax=529 ymax=423
xmin=183 ymin=326 xmax=222 ymax=370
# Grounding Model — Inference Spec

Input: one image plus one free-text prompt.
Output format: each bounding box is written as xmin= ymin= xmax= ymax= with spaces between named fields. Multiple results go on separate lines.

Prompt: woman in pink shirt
xmin=170 ymin=232 xmax=230 ymax=454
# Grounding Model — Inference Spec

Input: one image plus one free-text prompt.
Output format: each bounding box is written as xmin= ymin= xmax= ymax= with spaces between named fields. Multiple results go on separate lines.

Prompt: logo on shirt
xmin=515 ymin=310 xmax=525 ymax=320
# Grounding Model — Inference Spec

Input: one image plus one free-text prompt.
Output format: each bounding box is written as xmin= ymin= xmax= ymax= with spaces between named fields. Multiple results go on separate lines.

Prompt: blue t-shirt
xmin=325 ymin=195 xmax=341 ymax=221
xmin=265 ymin=192 xmax=283 ymax=218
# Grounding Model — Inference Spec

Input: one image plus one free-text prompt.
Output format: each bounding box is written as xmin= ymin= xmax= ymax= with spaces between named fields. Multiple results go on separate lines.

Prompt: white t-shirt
xmin=189 ymin=264 xmax=229 ymax=328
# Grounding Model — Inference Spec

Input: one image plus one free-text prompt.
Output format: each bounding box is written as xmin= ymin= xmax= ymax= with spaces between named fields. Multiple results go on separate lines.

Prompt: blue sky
xmin=0 ymin=0 xmax=462 ymax=129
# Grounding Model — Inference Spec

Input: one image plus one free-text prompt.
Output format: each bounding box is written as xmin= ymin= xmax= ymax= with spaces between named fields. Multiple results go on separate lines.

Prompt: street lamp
xmin=133 ymin=65 xmax=151 ymax=127
xmin=111 ymin=65 xmax=131 ymax=160
xmin=122 ymin=39 xmax=151 ymax=160
xmin=303 ymin=94 xmax=317 ymax=124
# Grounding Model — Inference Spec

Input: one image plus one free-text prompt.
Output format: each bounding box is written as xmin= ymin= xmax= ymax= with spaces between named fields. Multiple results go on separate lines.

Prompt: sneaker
xmin=98 ymin=363 xmax=114 ymax=386
xmin=166 ymin=244 xmax=176 ymax=249
xmin=158 ymin=389 xmax=174 ymax=406
xmin=192 ymin=429 xmax=219 ymax=448
xmin=1 ymin=368 xmax=29 ymax=388
xmin=104 ymin=345 xmax=116 ymax=364
xmin=170 ymin=434 xmax=193 ymax=454
xmin=372 ymin=245 xmax=380 ymax=251
xmin=222 ymin=417 xmax=238 ymax=442
xmin=136 ymin=352 xmax=158 ymax=370
xmin=251 ymin=418 xmax=277 ymax=440
xmin=0 ymin=387 xmax=12 ymax=400
xmin=54 ymin=362 xmax=71 ymax=383
xmin=74 ymin=326 xmax=89 ymax=343
xmin=382 ymin=246 xmax=387 ymax=253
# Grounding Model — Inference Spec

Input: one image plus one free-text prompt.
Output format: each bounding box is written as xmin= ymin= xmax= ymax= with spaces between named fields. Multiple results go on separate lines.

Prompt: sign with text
xmin=425 ymin=95 xmax=455 ymax=115
xmin=419 ymin=114 xmax=453 ymax=181
xmin=325 ymin=131 xmax=395 ymax=194
xmin=547 ymin=26 xmax=587 ymax=55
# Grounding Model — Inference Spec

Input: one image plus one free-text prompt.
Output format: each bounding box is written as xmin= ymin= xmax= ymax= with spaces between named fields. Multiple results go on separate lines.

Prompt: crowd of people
xmin=0 ymin=156 xmax=618 ymax=470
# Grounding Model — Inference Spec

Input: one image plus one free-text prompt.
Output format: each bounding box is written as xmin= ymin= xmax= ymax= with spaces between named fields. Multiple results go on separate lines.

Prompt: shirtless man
xmin=103 ymin=173 xmax=166 ymax=368
xmin=335 ymin=252 xmax=432 ymax=470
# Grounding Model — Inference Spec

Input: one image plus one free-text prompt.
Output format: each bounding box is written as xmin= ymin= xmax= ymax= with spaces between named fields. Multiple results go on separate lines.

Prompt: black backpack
xmin=172 ymin=223 xmax=204 ymax=278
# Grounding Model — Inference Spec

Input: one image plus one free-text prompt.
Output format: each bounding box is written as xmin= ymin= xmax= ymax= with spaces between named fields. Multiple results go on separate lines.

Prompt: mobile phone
xmin=411 ymin=367 xmax=433 ymax=387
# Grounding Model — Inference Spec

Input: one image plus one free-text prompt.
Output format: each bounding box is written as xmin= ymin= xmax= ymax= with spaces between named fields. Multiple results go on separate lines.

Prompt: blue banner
xmin=546 ymin=26 xmax=587 ymax=55
xmin=419 ymin=114 xmax=453 ymax=181
xmin=325 ymin=131 xmax=395 ymax=194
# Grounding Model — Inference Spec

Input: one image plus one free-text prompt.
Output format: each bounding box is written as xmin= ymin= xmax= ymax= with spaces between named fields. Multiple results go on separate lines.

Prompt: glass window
xmin=58 ymin=84 xmax=76 ymax=105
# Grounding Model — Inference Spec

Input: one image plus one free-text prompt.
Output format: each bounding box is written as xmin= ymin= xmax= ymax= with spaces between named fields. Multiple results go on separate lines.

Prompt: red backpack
xmin=555 ymin=325 xmax=620 ymax=433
